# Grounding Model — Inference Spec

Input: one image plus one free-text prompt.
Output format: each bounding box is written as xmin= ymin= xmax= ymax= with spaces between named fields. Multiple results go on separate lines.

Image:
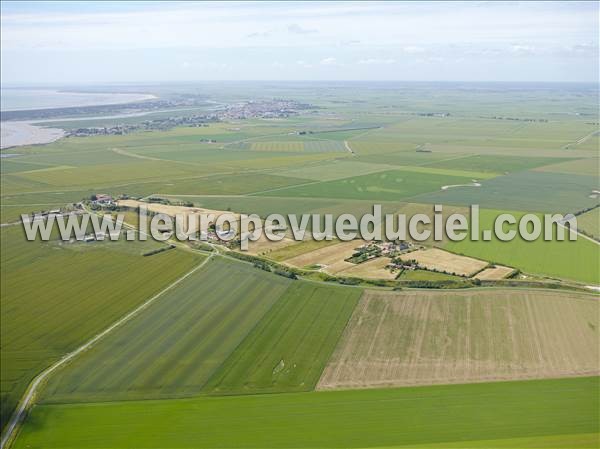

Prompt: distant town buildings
xmin=66 ymin=99 xmax=315 ymax=137
xmin=220 ymin=99 xmax=313 ymax=120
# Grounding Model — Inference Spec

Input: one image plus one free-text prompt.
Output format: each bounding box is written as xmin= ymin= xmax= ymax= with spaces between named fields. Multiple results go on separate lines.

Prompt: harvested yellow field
xmin=119 ymin=200 xmax=285 ymax=239
xmin=318 ymin=290 xmax=599 ymax=390
xmin=245 ymin=234 xmax=297 ymax=255
xmin=117 ymin=199 xmax=238 ymax=236
xmin=117 ymin=199 xmax=232 ymax=218
xmin=339 ymin=257 xmax=396 ymax=280
xmin=284 ymin=240 xmax=364 ymax=273
xmin=474 ymin=265 xmax=515 ymax=280
xmin=407 ymin=248 xmax=487 ymax=276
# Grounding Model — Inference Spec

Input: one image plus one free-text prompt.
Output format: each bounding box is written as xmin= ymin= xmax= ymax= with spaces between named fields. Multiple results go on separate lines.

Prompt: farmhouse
xmin=94 ymin=194 xmax=114 ymax=206
xmin=378 ymin=241 xmax=411 ymax=255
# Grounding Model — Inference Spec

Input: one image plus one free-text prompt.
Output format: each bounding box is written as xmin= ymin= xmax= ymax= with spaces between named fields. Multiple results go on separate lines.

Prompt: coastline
xmin=0 ymin=121 xmax=65 ymax=149
xmin=0 ymin=90 xmax=159 ymax=149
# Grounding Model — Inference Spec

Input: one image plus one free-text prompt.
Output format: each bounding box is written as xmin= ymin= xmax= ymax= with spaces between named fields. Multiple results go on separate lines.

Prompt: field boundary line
xmin=246 ymin=179 xmax=324 ymax=196
xmin=346 ymin=126 xmax=383 ymax=141
xmin=0 ymin=254 xmax=213 ymax=449
xmin=111 ymin=147 xmax=217 ymax=168
xmin=156 ymin=194 xmax=247 ymax=198
xmin=418 ymin=153 xmax=473 ymax=167
xmin=111 ymin=146 xmax=165 ymax=162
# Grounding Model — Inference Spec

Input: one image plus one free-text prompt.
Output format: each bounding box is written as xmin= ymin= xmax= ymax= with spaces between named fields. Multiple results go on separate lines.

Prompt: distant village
xmin=67 ymin=116 xmax=217 ymax=137
xmin=66 ymin=99 xmax=315 ymax=137
xmin=219 ymin=98 xmax=314 ymax=120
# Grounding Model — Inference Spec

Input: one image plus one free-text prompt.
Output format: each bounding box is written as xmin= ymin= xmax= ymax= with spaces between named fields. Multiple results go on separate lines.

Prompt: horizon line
xmin=2 ymin=79 xmax=599 ymax=87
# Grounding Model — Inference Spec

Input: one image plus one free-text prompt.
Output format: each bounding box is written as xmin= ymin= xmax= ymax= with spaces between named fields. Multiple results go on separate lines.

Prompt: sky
xmin=1 ymin=1 xmax=598 ymax=84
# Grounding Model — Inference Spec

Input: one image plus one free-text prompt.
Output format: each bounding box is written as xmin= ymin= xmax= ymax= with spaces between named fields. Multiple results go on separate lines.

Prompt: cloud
xmin=247 ymin=31 xmax=270 ymax=38
xmin=510 ymin=44 xmax=536 ymax=55
xmin=358 ymin=58 xmax=396 ymax=65
xmin=414 ymin=56 xmax=445 ymax=64
xmin=403 ymin=46 xmax=426 ymax=54
xmin=1 ymin=1 xmax=597 ymax=83
xmin=568 ymin=43 xmax=598 ymax=55
xmin=296 ymin=60 xmax=313 ymax=68
xmin=288 ymin=23 xmax=317 ymax=34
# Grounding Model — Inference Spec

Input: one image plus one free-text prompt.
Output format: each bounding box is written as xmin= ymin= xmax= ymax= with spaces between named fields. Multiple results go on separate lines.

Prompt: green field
xmin=397 ymin=269 xmax=463 ymax=281
xmin=267 ymin=238 xmax=339 ymax=261
xmin=39 ymin=257 xmax=292 ymax=403
xmin=348 ymin=118 xmax=594 ymax=151
xmin=0 ymin=225 xmax=203 ymax=428
xmin=1 ymin=203 xmax=66 ymax=224
xmin=146 ymin=172 xmax=311 ymax=196
xmin=245 ymin=140 xmax=347 ymax=153
xmin=537 ymin=157 xmax=600 ymax=176
xmin=352 ymin=150 xmax=467 ymax=165
xmin=281 ymin=160 xmax=391 ymax=181
xmin=163 ymin=195 xmax=406 ymax=231
xmin=443 ymin=209 xmax=600 ymax=284
xmin=204 ymin=281 xmax=361 ymax=394
xmin=258 ymin=169 xmax=476 ymax=202
xmin=417 ymin=171 xmax=599 ymax=213
xmin=2 ymin=81 xmax=599 ymax=447
xmin=348 ymin=142 xmax=427 ymax=155
xmin=426 ymin=154 xmax=575 ymax=174
xmin=310 ymin=128 xmax=376 ymax=140
xmin=162 ymin=194 xmax=344 ymax=218
xmin=1 ymin=159 xmax=56 ymax=174
xmin=575 ymin=208 xmax=600 ymax=240
xmin=14 ymin=377 xmax=599 ymax=448
xmin=303 ymin=140 xmax=347 ymax=152
xmin=0 ymin=125 xmax=344 ymax=199
xmin=250 ymin=141 xmax=305 ymax=152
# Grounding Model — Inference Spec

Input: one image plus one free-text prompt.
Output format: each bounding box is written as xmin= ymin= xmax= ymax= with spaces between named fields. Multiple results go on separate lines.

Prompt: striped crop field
xmin=39 ymin=257 xmax=292 ymax=403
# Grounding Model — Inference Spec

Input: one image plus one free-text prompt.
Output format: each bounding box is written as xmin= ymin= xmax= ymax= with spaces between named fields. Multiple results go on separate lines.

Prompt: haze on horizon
xmin=1 ymin=1 xmax=598 ymax=85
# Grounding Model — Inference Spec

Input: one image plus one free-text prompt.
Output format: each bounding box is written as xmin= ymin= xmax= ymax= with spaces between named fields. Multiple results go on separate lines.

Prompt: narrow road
xmin=0 ymin=255 xmax=213 ymax=449
xmin=562 ymin=129 xmax=599 ymax=149
xmin=247 ymin=179 xmax=323 ymax=196
xmin=111 ymin=147 xmax=164 ymax=162
xmin=344 ymin=140 xmax=355 ymax=154
xmin=0 ymin=222 xmax=21 ymax=227
xmin=557 ymin=221 xmax=599 ymax=246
